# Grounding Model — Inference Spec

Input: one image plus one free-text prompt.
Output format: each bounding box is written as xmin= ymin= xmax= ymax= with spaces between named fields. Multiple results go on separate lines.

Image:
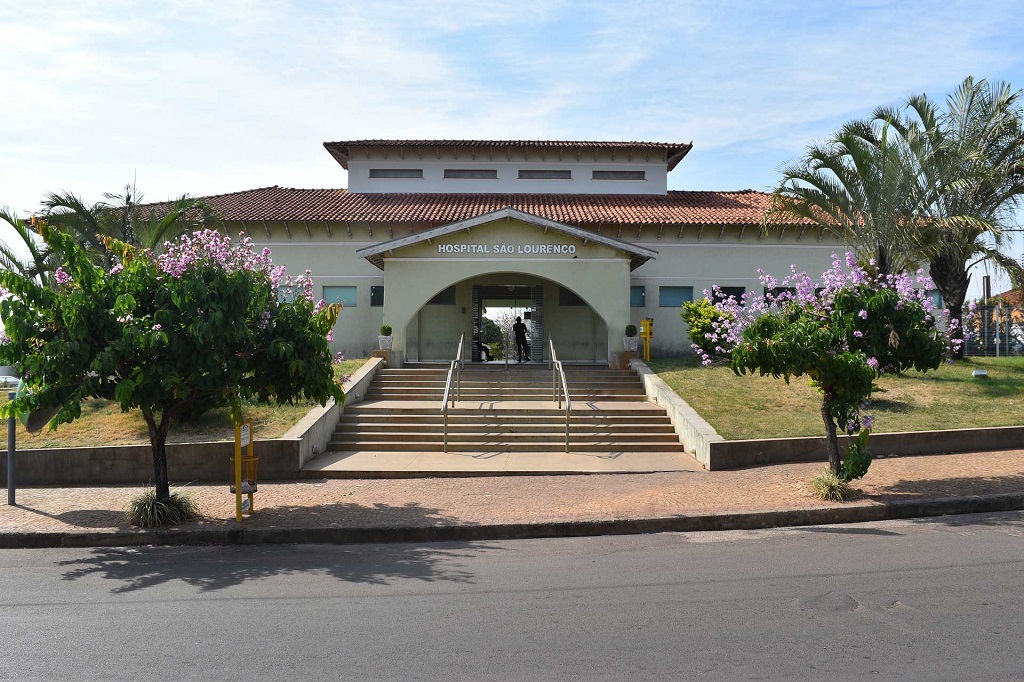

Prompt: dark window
xmin=370 ymin=285 xmax=384 ymax=307
xmin=630 ymin=286 xmax=646 ymax=307
xmin=711 ymin=286 xmax=746 ymax=304
xmin=518 ymin=169 xmax=571 ymax=179
xmin=559 ymin=286 xmax=586 ymax=306
xmin=368 ymin=168 xmax=423 ymax=179
xmin=444 ymin=169 xmax=498 ymax=179
xmin=659 ymin=286 xmax=693 ymax=307
xmin=764 ymin=286 xmax=796 ymax=300
xmin=592 ymin=170 xmax=646 ymax=181
xmin=427 ymin=285 xmax=456 ymax=305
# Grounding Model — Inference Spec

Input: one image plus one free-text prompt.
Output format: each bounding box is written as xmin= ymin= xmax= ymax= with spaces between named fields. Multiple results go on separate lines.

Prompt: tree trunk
xmin=820 ymin=392 xmax=841 ymax=475
xmin=929 ymin=251 xmax=970 ymax=360
xmin=142 ymin=408 xmax=171 ymax=502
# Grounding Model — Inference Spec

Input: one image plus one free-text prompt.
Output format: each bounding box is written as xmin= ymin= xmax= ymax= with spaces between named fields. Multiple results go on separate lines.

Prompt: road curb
xmin=3 ymin=492 xmax=1023 ymax=549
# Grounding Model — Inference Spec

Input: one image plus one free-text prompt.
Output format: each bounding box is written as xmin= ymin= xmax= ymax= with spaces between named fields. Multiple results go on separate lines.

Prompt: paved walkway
xmin=2 ymin=449 xmax=1024 ymax=546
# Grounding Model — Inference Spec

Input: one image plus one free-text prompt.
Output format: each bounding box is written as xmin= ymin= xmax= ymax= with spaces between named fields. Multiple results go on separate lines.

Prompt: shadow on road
xmin=56 ymin=501 xmax=502 ymax=594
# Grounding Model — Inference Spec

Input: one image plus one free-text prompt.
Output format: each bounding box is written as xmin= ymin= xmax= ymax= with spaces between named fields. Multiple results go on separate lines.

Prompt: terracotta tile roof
xmin=324 ymin=139 xmax=693 ymax=170
xmin=994 ymin=289 xmax=1024 ymax=305
xmin=183 ymin=186 xmax=807 ymax=227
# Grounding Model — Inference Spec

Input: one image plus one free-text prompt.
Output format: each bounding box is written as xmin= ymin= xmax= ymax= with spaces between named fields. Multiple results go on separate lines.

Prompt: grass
xmin=1 ymin=357 xmax=369 ymax=450
xmin=648 ymin=355 xmax=1024 ymax=441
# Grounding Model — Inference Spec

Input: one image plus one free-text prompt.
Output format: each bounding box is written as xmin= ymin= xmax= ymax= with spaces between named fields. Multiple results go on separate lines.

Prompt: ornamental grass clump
xmin=126 ymin=488 xmax=201 ymax=528
xmin=811 ymin=469 xmax=855 ymax=502
xmin=707 ymin=253 xmax=954 ymax=487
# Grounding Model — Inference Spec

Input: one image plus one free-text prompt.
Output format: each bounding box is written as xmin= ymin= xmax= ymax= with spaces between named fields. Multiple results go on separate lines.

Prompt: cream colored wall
xmin=243 ymin=221 xmax=385 ymax=358
xmin=347 ymin=146 xmax=669 ymax=195
xmin=381 ymin=218 xmax=631 ymax=363
xmin=627 ymin=229 xmax=847 ymax=355
xmin=238 ymin=220 xmax=848 ymax=360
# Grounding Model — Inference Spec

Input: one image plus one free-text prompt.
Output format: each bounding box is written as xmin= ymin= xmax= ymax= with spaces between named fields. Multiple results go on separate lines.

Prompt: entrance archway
xmin=397 ymin=271 xmax=614 ymax=363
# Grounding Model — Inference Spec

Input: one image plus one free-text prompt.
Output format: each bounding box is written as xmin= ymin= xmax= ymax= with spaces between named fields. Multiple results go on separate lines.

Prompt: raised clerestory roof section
xmin=325 ymin=140 xmax=695 ymax=196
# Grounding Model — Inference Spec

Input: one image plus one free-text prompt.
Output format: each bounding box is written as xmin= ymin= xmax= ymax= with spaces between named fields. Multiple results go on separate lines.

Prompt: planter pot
xmin=623 ymin=336 xmax=639 ymax=352
xmin=378 ymin=335 xmax=393 ymax=351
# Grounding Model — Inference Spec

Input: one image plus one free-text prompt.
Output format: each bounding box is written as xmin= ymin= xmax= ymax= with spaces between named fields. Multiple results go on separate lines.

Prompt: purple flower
xmin=858 ymin=309 xmax=868 ymax=319
xmin=54 ymin=267 xmax=72 ymax=286
xmin=110 ymin=264 xmax=124 ymax=275
xmin=853 ymin=331 xmax=863 ymax=338
xmin=861 ymin=415 xmax=875 ymax=429
xmin=866 ymin=357 xmax=880 ymax=370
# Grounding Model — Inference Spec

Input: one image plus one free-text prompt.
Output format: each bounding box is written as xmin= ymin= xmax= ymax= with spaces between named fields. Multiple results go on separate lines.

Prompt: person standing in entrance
xmin=513 ymin=316 xmax=530 ymax=362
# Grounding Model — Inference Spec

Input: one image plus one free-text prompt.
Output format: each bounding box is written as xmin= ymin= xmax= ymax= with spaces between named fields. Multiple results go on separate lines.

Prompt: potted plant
xmin=378 ymin=324 xmax=393 ymax=351
xmin=623 ymin=324 xmax=639 ymax=352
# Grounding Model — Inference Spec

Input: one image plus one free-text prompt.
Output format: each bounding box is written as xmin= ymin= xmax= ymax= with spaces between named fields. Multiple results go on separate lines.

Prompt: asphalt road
xmin=1 ymin=511 xmax=1023 ymax=681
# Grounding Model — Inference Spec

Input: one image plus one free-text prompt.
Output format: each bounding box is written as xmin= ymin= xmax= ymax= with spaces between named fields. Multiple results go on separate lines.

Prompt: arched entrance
xmin=401 ymin=273 xmax=610 ymax=363
xmin=355 ymin=207 xmax=656 ymax=366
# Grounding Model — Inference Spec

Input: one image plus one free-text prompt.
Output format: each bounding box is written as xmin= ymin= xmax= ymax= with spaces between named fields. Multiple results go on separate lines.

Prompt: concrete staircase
xmin=327 ymin=364 xmax=683 ymax=455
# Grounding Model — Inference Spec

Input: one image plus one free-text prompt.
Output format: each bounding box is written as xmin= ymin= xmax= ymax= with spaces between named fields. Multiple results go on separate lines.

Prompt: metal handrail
xmin=549 ymin=338 xmax=572 ymax=452
xmin=441 ymin=333 xmax=465 ymax=452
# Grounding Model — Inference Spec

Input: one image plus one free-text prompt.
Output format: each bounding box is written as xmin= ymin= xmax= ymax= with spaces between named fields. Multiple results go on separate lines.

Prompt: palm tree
xmin=767 ymin=118 xmax=924 ymax=276
xmin=42 ymin=183 xmax=220 ymax=269
xmin=876 ymin=77 xmax=1024 ymax=355
xmin=0 ymin=208 xmax=57 ymax=287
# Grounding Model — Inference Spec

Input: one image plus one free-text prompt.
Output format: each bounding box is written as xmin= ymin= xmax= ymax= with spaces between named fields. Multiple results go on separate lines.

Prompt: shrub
xmin=126 ymin=488 xmax=201 ymax=527
xmin=379 ymin=324 xmax=392 ymax=336
xmin=625 ymin=324 xmax=637 ymax=337
xmin=811 ymin=470 xmax=854 ymax=502
xmin=681 ymin=298 xmax=733 ymax=364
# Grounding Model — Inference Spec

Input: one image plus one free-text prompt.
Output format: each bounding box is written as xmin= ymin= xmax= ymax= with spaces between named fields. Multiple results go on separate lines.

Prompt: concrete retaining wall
xmin=631 ymin=359 xmax=723 ymax=469
xmin=0 ymin=358 xmax=386 ymax=486
xmin=630 ymin=358 xmax=1024 ymax=471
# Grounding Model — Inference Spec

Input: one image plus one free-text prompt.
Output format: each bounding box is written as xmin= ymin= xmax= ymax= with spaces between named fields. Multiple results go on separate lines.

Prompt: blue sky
xmin=2 ymin=0 xmax=1023 ymax=294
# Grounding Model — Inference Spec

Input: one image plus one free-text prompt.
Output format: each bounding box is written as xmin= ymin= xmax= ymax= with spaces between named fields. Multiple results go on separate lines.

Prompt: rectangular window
xmin=592 ymin=170 xmax=646 ymax=181
xmin=368 ymin=168 xmax=423 ymax=179
xmin=630 ymin=285 xmax=646 ymax=307
xmin=518 ymin=169 xmax=571 ymax=180
xmin=370 ymin=285 xmax=384 ymax=307
xmin=712 ymin=286 xmax=745 ymax=304
xmin=659 ymin=286 xmax=693 ymax=307
xmin=323 ymin=285 xmax=357 ymax=307
xmin=764 ymin=286 xmax=796 ymax=300
xmin=427 ymin=285 xmax=456 ymax=305
xmin=559 ymin=286 xmax=586 ymax=306
xmin=444 ymin=169 xmax=498 ymax=179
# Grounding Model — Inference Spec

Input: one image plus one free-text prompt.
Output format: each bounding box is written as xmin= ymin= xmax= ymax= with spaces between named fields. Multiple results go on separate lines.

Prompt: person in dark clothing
xmin=512 ymin=316 xmax=530 ymax=362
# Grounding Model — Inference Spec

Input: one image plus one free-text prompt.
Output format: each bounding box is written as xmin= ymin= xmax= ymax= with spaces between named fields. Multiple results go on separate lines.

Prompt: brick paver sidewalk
xmin=3 ymin=449 xmax=1023 ymax=537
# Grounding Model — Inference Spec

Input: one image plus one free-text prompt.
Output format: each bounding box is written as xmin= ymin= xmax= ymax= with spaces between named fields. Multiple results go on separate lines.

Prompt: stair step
xmin=325 ymin=441 xmax=685 ymax=453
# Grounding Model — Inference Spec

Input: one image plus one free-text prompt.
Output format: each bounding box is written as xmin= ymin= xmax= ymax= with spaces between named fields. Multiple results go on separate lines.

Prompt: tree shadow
xmin=868 ymin=472 xmax=1024 ymax=499
xmin=57 ymin=501 xmax=503 ymax=594
xmin=15 ymin=505 xmax=127 ymax=529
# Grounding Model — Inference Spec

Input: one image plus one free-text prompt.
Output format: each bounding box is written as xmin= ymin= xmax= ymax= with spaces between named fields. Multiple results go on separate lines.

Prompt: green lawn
xmin=2 ymin=357 xmax=369 ymax=449
xmin=648 ymin=355 xmax=1024 ymax=440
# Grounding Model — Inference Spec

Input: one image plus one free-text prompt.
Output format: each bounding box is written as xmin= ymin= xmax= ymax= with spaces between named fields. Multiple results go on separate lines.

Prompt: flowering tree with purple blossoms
xmin=727 ymin=254 xmax=952 ymax=480
xmin=0 ymin=226 xmax=343 ymax=506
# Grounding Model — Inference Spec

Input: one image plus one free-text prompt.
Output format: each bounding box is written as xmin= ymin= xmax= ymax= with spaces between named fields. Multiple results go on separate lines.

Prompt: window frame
xmin=658 ymin=286 xmax=693 ymax=307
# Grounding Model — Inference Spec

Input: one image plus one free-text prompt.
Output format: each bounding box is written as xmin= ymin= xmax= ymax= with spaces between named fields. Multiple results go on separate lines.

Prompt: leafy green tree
xmin=729 ymin=256 xmax=948 ymax=479
xmin=43 ymin=183 xmax=220 ymax=269
xmin=874 ymin=77 xmax=1024 ymax=356
xmin=0 ymin=225 xmax=343 ymax=503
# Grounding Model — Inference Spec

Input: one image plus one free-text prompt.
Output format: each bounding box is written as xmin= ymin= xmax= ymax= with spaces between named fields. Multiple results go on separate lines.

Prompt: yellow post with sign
xmin=231 ymin=418 xmax=258 ymax=522
xmin=639 ymin=317 xmax=654 ymax=362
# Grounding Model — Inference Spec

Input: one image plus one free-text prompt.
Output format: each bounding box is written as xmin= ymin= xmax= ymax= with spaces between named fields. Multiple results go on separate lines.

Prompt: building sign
xmin=437 ymin=242 xmax=577 ymax=255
